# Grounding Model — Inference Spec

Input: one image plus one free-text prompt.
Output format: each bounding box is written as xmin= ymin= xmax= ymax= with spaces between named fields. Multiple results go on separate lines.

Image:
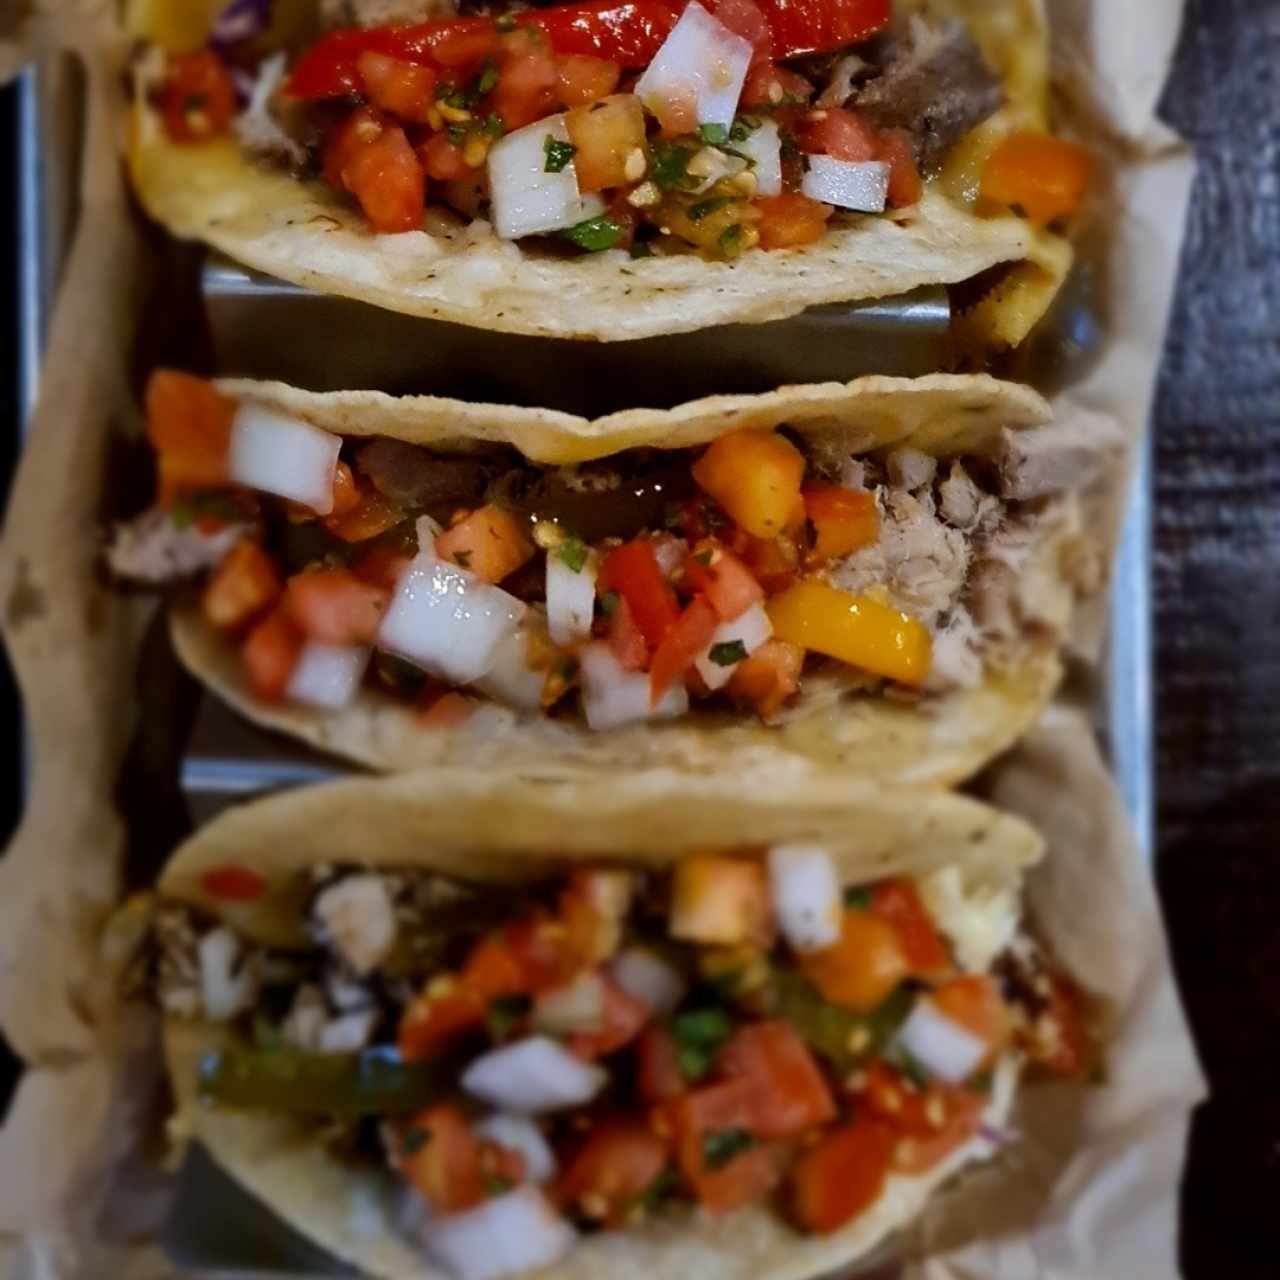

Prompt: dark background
xmin=1 ymin=0 xmax=1278 ymax=1274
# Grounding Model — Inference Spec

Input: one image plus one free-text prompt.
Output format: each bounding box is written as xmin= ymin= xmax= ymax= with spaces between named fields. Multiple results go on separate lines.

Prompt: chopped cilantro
xmin=443 ymin=87 xmax=470 ymax=110
xmin=447 ymin=123 xmax=469 ymax=146
xmin=718 ymin=223 xmax=745 ymax=258
xmin=890 ymin=1043 xmax=930 ymax=1090
xmin=709 ymin=640 xmax=748 ymax=667
xmin=635 ymin=1166 xmax=678 ymax=1211
xmin=729 ymin=116 xmax=761 ymax=142
xmin=650 ymin=140 xmax=697 ymax=191
xmin=560 ymin=215 xmax=626 ymax=252
xmin=702 ymin=1128 xmax=755 ymax=1169
xmin=483 ymin=113 xmax=505 ymax=138
xmin=687 ymin=195 xmax=734 ymax=222
xmin=599 ymin=590 xmax=621 ymax=616
xmin=475 ymin=60 xmax=498 ymax=97
xmin=843 ymin=885 xmax=872 ymax=910
xmin=672 ymin=1007 xmax=734 ymax=1078
xmin=451 ymin=549 xmax=472 ymax=569
xmin=485 ymin=1175 xmax=513 ymax=1196
xmin=486 ymin=995 xmax=530 ymax=1039
xmin=780 ymin=130 xmax=801 ymax=163
xmin=401 ymin=1127 xmax=429 ymax=1156
xmin=544 ymin=135 xmax=577 ymax=173
xmin=558 ymin=536 xmax=589 ymax=572
xmin=697 ymin=122 xmax=730 ymax=145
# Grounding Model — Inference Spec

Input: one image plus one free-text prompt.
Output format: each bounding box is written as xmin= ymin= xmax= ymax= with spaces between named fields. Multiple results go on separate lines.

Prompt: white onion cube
xmin=473 ymin=625 xmax=545 ymax=712
xmin=610 ymin=947 xmax=687 ymax=1015
xmin=768 ymin=844 xmax=842 ymax=953
xmin=801 ymin=156 xmax=890 ymax=213
xmin=579 ymin=643 xmax=689 ymax=731
xmin=695 ymin=602 xmax=772 ymax=690
xmin=376 ymin=553 xmax=525 ymax=686
xmin=228 ymin=404 xmax=342 ymax=514
xmin=285 ymin=642 xmax=370 ymax=711
xmin=487 ymin=114 xmax=606 ymax=241
xmin=425 ymin=1188 xmax=577 ymax=1280
xmin=533 ymin=972 xmax=607 ymax=1035
xmin=895 ymin=999 xmax=989 ymax=1084
xmin=462 ymin=1036 xmax=607 ymax=1114
xmin=736 ymin=117 xmax=781 ymax=196
xmin=546 ymin=552 xmax=597 ymax=646
xmin=635 ymin=2 xmax=752 ymax=129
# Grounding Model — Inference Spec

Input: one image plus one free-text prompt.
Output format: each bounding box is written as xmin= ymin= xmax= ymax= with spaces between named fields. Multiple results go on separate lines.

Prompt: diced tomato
xmin=420 ymin=690 xmax=476 ymax=727
xmin=325 ymin=481 xmax=406 ymax=543
xmin=241 ymin=608 xmax=303 ymax=701
xmin=570 ymin=978 xmax=651 ymax=1059
xmin=397 ymin=1104 xmax=486 ymax=1213
xmin=161 ymin=50 xmax=237 ymax=143
xmin=799 ymin=106 xmax=879 ymax=161
xmin=464 ymin=933 xmax=533 ymax=1001
xmin=802 ymin=485 xmax=879 ymax=565
xmin=145 ymin=370 xmax=235 ymax=501
xmin=503 ymin=917 xmax=582 ymax=993
xmin=358 ymin=50 xmax=438 ymax=122
xmin=740 ymin=533 xmax=800 ymax=594
xmin=930 ymin=976 xmax=1010 ymax=1060
xmin=878 ymin=127 xmax=922 ymax=207
xmin=1028 ymin=973 xmax=1091 ymax=1077
xmin=558 ymin=1120 xmax=670 ymax=1227
xmin=600 ymin=540 xmax=681 ymax=651
xmin=399 ymin=985 xmax=486 ymax=1060
xmin=435 ymin=505 xmax=535 ymax=583
xmin=858 ymin=1062 xmax=984 ymax=1174
xmin=756 ymin=0 xmax=888 ymax=59
xmin=708 ymin=0 xmax=772 ymax=61
xmin=637 ymin=1024 xmax=686 ymax=1102
xmin=789 ymin=1118 xmax=895 ymax=1233
xmin=980 ymin=131 xmax=1093 ymax=226
xmin=527 ymin=1 xmax=682 ymax=66
xmin=683 ymin=541 xmax=765 ymax=622
xmin=606 ymin=595 xmax=650 ymax=670
xmin=741 ymin=60 xmax=812 ymax=108
xmin=199 ymin=865 xmax=267 ymax=902
xmin=649 ymin=595 xmax=717 ymax=703
xmin=353 ymin=545 xmax=414 ymax=591
xmin=556 ymin=54 xmax=622 ymax=106
xmin=203 ymin=541 xmax=282 ymax=633
xmin=727 ymin=638 xmax=803 ymax=717
xmin=432 ymin=24 xmax=502 ymax=67
xmin=715 ymin=1022 xmax=835 ymax=1138
xmin=323 ymin=107 xmax=386 ymax=187
xmin=419 ymin=131 xmax=473 ymax=181
xmin=340 ymin=123 xmax=426 ymax=233
xmin=754 ymin=192 xmax=832 ymax=250
xmin=869 ymin=879 xmax=951 ymax=979
xmin=284 ymin=569 xmax=389 ymax=645
xmin=493 ymin=46 xmax=560 ymax=130
xmin=798 ymin=909 xmax=909 ymax=1013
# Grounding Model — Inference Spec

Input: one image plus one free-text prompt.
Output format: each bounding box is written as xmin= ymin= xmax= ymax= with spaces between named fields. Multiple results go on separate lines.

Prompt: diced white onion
xmin=578 ymin=643 xmax=689 ymax=731
xmin=694 ymin=602 xmax=772 ymax=690
xmin=462 ymin=1036 xmax=607 ymax=1114
xmin=285 ymin=642 xmax=370 ymax=711
xmin=801 ymin=156 xmax=890 ymax=213
xmin=311 ymin=873 xmax=397 ymax=977
xmin=474 ymin=1114 xmax=557 ymax=1184
xmin=487 ymin=114 xmax=606 ymax=241
xmin=736 ymin=118 xmax=781 ymax=196
xmin=767 ymin=844 xmax=841 ymax=953
xmin=546 ymin=553 xmax=597 ymax=647
xmin=228 ymin=404 xmax=341 ymax=514
xmin=651 ymin=536 xmax=687 ymax=579
xmin=377 ymin=553 xmax=526 ymax=686
xmin=610 ymin=947 xmax=687 ymax=1015
xmin=424 ymin=1187 xmax=576 ymax=1280
xmin=198 ymin=927 xmax=256 ymax=1022
xmin=533 ymin=972 xmax=607 ymax=1035
xmin=894 ymin=999 xmax=988 ymax=1084
xmin=473 ymin=625 xmax=545 ymax=712
xmin=635 ymin=2 xmax=752 ymax=129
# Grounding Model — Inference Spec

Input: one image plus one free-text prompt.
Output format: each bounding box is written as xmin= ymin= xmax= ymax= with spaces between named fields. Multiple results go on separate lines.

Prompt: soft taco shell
xmin=160 ymin=768 xmax=1037 ymax=1279
xmin=170 ymin=374 xmax=1082 ymax=786
xmin=126 ymin=0 xmax=1067 ymax=341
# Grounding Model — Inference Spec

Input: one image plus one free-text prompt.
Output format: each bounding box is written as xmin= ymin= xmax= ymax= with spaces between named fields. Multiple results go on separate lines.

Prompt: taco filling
xmin=135 ymin=847 xmax=1088 ymax=1277
xmin=138 ymin=0 xmax=1091 ymax=261
xmin=109 ymin=372 xmax=1109 ymax=732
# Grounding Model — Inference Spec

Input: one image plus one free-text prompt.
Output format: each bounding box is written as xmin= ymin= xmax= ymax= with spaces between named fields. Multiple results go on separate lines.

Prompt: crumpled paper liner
xmin=0 ymin=0 xmax=1204 ymax=1276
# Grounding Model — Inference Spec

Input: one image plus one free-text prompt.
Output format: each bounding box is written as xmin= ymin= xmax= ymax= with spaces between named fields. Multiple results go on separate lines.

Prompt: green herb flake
xmin=891 ymin=1044 xmax=930 ymax=1090
xmin=169 ymin=501 xmax=194 ymax=531
xmin=558 ymin=537 xmax=589 ymax=572
xmin=635 ymin=1165 xmax=678 ymax=1211
xmin=729 ymin=116 xmax=761 ymax=143
xmin=702 ymin=1128 xmax=755 ymax=1170
xmin=483 ymin=113 xmax=506 ymax=138
xmin=677 ymin=1044 xmax=714 ymax=1081
xmin=485 ymin=1175 xmax=513 ymax=1196
xmin=447 ymin=123 xmax=469 ymax=146
xmin=401 ymin=1127 xmax=430 ymax=1156
xmin=560 ymin=215 xmax=626 ymax=252
xmin=544 ymin=134 xmax=578 ymax=174
xmin=444 ymin=87 xmax=470 ymax=110
xmin=709 ymin=640 xmax=748 ymax=667
xmin=475 ymin=60 xmax=499 ymax=97
xmin=696 ymin=122 xmax=730 ymax=145
xmin=650 ymin=141 xmax=696 ymax=191
xmin=486 ymin=995 xmax=530 ymax=1039
xmin=687 ymin=195 xmax=734 ymax=222
xmin=843 ymin=885 xmax=872 ymax=910
xmin=672 ymin=1007 xmax=734 ymax=1053
xmin=452 ymin=549 xmax=473 ymax=569
xmin=718 ymin=223 xmax=744 ymax=258
xmin=599 ymin=590 xmax=621 ymax=616
xmin=495 ymin=12 xmax=517 ymax=30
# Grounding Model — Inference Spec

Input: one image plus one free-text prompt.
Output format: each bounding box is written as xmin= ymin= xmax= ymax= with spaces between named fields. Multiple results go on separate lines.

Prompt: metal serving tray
xmin=14 ymin=56 xmax=1152 ymax=1279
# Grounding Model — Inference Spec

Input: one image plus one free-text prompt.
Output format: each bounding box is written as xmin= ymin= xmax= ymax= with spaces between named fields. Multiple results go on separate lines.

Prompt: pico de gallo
xmin=141 ymin=846 xmax=1090 ymax=1277
xmin=142 ymin=0 xmax=1091 ymax=260
xmin=107 ymin=372 xmax=1104 ymax=732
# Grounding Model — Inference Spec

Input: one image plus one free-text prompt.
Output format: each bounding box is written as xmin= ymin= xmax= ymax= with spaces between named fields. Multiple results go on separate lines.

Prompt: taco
xmin=116 ymin=768 xmax=1091 ymax=1280
xmin=125 ymin=0 xmax=1087 ymax=341
xmin=107 ymin=370 xmax=1115 ymax=782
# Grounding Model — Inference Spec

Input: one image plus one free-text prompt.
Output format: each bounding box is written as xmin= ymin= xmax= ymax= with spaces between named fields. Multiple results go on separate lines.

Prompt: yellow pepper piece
xmin=767 ymin=581 xmax=932 ymax=687
xmin=691 ymin=429 xmax=806 ymax=539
